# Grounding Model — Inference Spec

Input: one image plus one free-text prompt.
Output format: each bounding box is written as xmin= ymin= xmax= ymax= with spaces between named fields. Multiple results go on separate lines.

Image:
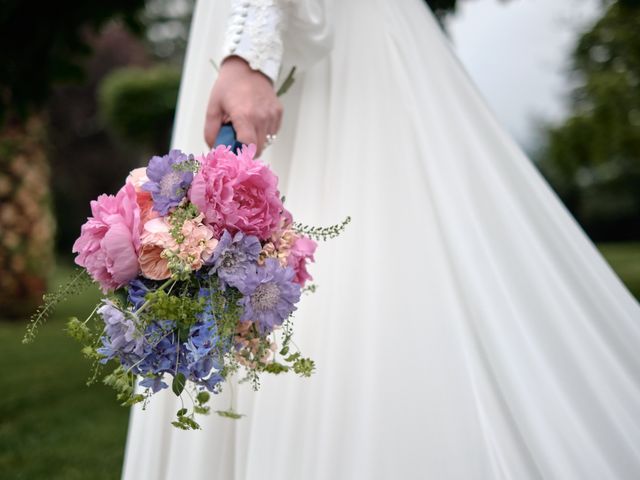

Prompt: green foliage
xmin=215 ymin=409 xmax=244 ymax=420
xmin=66 ymin=317 xmax=93 ymax=344
xmin=168 ymin=202 xmax=200 ymax=244
xmin=172 ymin=373 xmax=187 ymax=396
xmin=276 ymin=67 xmax=297 ymax=97
xmin=0 ymin=0 xmax=145 ymax=123
xmin=23 ymin=270 xmax=92 ymax=344
xmin=196 ymin=391 xmax=211 ymax=404
xmin=172 ymin=410 xmax=201 ymax=430
xmin=144 ymin=285 xmax=205 ymax=330
xmin=292 ymin=357 xmax=316 ymax=377
xmin=103 ymin=365 xmax=144 ymax=406
xmin=98 ymin=65 xmax=181 ymax=151
xmin=293 ymin=216 xmax=352 ymax=241
xmin=539 ymin=1 xmax=640 ymax=240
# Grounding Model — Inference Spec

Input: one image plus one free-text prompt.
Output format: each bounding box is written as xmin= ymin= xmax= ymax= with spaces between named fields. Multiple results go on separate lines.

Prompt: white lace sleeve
xmin=221 ymin=0 xmax=284 ymax=83
xmin=221 ymin=0 xmax=332 ymax=83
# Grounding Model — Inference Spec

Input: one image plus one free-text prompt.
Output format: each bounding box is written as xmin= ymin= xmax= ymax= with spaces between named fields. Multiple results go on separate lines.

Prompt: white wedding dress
xmin=122 ymin=0 xmax=640 ymax=478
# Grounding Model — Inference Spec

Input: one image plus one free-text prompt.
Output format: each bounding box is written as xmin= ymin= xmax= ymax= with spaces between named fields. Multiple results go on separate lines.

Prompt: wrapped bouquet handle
xmin=214 ymin=123 xmax=244 ymax=153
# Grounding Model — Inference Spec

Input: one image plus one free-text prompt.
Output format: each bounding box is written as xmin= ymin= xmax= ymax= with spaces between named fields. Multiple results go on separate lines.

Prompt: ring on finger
xmin=265 ymin=133 xmax=277 ymax=147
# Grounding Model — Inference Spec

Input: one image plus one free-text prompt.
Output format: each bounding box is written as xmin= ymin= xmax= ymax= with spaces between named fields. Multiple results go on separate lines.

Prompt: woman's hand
xmin=204 ymin=56 xmax=283 ymax=156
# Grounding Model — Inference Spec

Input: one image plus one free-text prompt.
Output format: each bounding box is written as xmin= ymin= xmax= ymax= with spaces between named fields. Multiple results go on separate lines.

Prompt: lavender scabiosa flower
xmin=207 ymin=230 xmax=261 ymax=287
xmin=97 ymin=300 xmax=144 ymax=362
xmin=143 ymin=149 xmax=194 ymax=215
xmin=237 ymin=258 xmax=301 ymax=334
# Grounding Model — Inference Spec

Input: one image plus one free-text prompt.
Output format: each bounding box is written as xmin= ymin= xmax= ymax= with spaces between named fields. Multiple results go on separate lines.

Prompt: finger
xmin=264 ymin=108 xmax=277 ymax=140
xmin=254 ymin=120 xmax=268 ymax=158
xmin=233 ymin=116 xmax=259 ymax=150
xmin=204 ymin=106 xmax=223 ymax=148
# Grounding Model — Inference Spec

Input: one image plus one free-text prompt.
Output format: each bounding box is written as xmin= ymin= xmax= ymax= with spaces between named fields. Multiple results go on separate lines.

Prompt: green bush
xmin=99 ymin=65 xmax=181 ymax=152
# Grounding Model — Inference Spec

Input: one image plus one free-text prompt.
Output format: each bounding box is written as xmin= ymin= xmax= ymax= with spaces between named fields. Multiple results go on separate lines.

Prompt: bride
xmin=123 ymin=0 xmax=640 ymax=478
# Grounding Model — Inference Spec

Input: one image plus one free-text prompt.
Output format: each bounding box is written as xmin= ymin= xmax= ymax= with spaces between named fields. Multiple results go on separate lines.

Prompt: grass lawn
xmin=0 ymin=267 xmax=128 ymax=480
xmin=597 ymin=242 xmax=640 ymax=299
xmin=0 ymin=244 xmax=638 ymax=479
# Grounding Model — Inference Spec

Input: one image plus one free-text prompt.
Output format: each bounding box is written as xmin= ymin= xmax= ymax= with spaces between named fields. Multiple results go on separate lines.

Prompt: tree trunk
xmin=0 ymin=115 xmax=55 ymax=319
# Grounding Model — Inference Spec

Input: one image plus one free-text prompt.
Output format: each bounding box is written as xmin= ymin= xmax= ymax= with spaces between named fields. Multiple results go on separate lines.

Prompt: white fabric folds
xmin=122 ymin=0 xmax=640 ymax=478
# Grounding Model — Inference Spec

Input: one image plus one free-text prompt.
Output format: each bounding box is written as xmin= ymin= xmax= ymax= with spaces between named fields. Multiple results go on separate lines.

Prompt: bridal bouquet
xmin=24 ymin=143 xmax=349 ymax=430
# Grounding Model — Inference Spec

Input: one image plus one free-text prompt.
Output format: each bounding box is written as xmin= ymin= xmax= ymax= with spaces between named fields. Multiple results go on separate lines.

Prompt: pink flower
xmin=126 ymin=168 xmax=148 ymax=190
xmin=188 ymin=144 xmax=284 ymax=240
xmin=288 ymin=236 xmax=317 ymax=286
xmin=73 ymin=182 xmax=141 ymax=292
xmin=179 ymin=213 xmax=218 ymax=270
xmin=127 ymin=168 xmax=157 ymax=225
xmin=138 ymin=218 xmax=174 ymax=280
xmin=138 ymin=214 xmax=218 ymax=280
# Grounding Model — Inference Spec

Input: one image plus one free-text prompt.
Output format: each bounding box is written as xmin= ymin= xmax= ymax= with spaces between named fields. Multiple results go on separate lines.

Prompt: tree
xmin=0 ymin=2 xmax=145 ymax=319
xmin=539 ymin=0 xmax=640 ymax=240
xmin=426 ymin=0 xmax=460 ymax=18
xmin=0 ymin=1 xmax=145 ymax=122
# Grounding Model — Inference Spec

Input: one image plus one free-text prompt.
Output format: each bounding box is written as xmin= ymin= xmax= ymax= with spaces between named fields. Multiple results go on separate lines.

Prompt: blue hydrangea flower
xmin=207 ymin=230 xmax=261 ymax=287
xmin=131 ymin=292 xmax=227 ymax=393
xmin=127 ymin=277 xmax=157 ymax=310
xmin=135 ymin=321 xmax=178 ymax=372
xmin=237 ymin=258 xmax=301 ymax=333
xmin=139 ymin=375 xmax=168 ymax=393
xmin=143 ymin=149 xmax=193 ymax=215
xmin=97 ymin=301 xmax=144 ymax=362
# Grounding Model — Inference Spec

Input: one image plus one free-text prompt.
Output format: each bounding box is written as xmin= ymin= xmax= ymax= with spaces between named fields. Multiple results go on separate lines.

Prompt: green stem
xmin=134 ymin=278 xmax=176 ymax=315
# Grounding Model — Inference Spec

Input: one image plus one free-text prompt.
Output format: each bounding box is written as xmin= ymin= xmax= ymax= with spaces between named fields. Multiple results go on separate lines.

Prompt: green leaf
xmin=263 ymin=362 xmax=289 ymax=374
xmin=285 ymin=352 xmax=301 ymax=363
xmin=216 ymin=409 xmax=244 ymax=420
xmin=276 ymin=66 xmax=296 ymax=97
xmin=177 ymin=408 xmax=187 ymax=417
xmin=172 ymin=373 xmax=186 ymax=396
xmin=194 ymin=405 xmax=210 ymax=415
xmin=196 ymin=391 xmax=210 ymax=404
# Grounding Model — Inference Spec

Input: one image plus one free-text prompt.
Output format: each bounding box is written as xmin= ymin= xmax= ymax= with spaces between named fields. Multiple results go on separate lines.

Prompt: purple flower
xmin=207 ymin=230 xmax=261 ymax=287
xmin=127 ymin=277 xmax=158 ymax=310
xmin=237 ymin=258 xmax=301 ymax=333
xmin=131 ymin=294 xmax=227 ymax=393
xmin=143 ymin=149 xmax=193 ymax=215
xmin=97 ymin=301 xmax=144 ymax=361
xmin=139 ymin=375 xmax=168 ymax=393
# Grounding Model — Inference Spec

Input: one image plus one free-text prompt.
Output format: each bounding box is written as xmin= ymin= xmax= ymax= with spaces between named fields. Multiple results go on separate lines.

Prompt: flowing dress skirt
xmin=123 ymin=0 xmax=640 ymax=478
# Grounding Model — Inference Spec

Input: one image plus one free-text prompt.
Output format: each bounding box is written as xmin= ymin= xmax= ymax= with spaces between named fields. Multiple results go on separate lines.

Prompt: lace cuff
xmin=221 ymin=0 xmax=284 ymax=83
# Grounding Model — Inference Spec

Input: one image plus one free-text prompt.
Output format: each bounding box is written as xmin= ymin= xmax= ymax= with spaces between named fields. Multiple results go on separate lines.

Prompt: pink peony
xmin=287 ymin=235 xmax=317 ymax=286
xmin=73 ymin=182 xmax=141 ymax=292
xmin=188 ymin=144 xmax=284 ymax=240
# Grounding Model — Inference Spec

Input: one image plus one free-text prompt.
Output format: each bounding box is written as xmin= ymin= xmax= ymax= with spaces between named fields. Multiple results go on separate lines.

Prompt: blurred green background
xmin=1 ymin=0 xmax=639 ymax=478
